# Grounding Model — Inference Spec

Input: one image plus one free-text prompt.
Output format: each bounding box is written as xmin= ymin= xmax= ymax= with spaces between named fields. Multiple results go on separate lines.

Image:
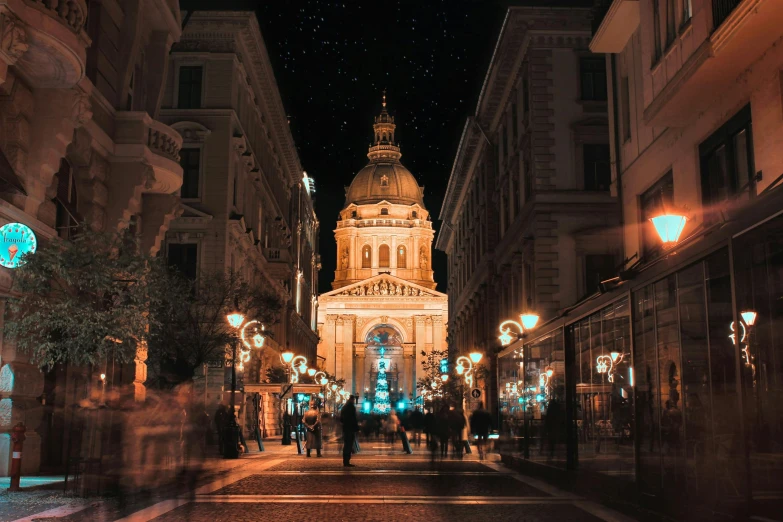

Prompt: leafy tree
xmin=5 ymin=229 xmax=164 ymax=368
xmin=416 ymin=349 xmax=461 ymax=405
xmin=264 ymin=366 xmax=287 ymax=383
xmin=147 ymin=270 xmax=284 ymax=388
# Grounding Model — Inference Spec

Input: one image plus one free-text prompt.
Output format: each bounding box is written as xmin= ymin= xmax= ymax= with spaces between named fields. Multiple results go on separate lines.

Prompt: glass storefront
xmin=497 ymin=213 xmax=783 ymax=517
xmin=569 ymin=298 xmax=633 ymax=478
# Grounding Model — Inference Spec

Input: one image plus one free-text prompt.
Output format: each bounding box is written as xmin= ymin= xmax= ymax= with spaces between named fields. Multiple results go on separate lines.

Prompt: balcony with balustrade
xmin=1 ymin=0 xmax=90 ymax=88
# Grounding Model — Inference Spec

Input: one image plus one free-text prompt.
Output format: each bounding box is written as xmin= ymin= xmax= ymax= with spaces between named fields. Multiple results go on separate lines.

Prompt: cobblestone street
xmin=103 ymin=442 xmax=639 ymax=522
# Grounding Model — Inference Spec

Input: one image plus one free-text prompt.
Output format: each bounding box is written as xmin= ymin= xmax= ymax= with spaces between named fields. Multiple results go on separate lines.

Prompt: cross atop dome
xmin=369 ymin=91 xmax=401 ymax=162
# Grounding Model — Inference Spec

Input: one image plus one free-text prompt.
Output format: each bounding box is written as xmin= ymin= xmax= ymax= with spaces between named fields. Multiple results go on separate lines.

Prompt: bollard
xmin=8 ymin=422 xmax=26 ymax=492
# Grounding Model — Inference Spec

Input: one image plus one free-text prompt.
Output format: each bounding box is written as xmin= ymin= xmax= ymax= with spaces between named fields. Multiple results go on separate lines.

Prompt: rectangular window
xmin=699 ymin=104 xmax=754 ymax=222
xmin=583 ymin=143 xmax=611 ymax=191
xmin=653 ymin=0 xmax=662 ymax=61
xmin=666 ymin=0 xmax=676 ymax=46
xmin=179 ymin=148 xmax=200 ymax=199
xmin=580 ymin=57 xmax=607 ymax=101
xmin=584 ymin=254 xmax=616 ymax=296
xmin=621 ymin=76 xmax=631 ymax=142
xmin=683 ymin=0 xmax=692 ymax=24
xmin=640 ymin=171 xmax=674 ymax=259
xmin=167 ymin=243 xmax=198 ymax=280
xmin=177 ymin=66 xmax=203 ymax=109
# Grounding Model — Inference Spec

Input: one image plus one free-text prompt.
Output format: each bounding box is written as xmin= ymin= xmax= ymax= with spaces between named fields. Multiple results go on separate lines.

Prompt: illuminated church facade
xmin=317 ymin=97 xmax=448 ymax=410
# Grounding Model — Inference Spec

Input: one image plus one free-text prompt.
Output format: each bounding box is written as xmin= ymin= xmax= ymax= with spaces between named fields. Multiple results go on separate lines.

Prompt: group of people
xmin=337 ymin=396 xmax=494 ymax=465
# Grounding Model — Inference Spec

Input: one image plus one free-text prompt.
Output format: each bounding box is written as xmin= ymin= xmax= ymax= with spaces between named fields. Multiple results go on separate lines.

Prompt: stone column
xmin=341 ymin=315 xmax=355 ymax=393
xmin=433 ymin=316 xmax=444 ymax=352
xmin=323 ymin=315 xmax=337 ymax=376
xmin=414 ymin=316 xmax=426 ymax=393
xmin=403 ymin=344 xmax=414 ymax=404
xmin=354 ymin=344 xmax=365 ymax=400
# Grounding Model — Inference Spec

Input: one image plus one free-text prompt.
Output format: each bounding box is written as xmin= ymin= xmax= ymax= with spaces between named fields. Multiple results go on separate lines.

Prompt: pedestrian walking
xmin=385 ymin=410 xmax=400 ymax=444
xmin=424 ymin=408 xmax=435 ymax=447
xmin=340 ymin=396 xmax=360 ymax=467
xmin=448 ymin=405 xmax=466 ymax=459
xmin=214 ymin=403 xmax=228 ymax=455
xmin=436 ymin=406 xmax=450 ymax=458
xmin=303 ymin=400 xmax=322 ymax=457
xmin=469 ymin=404 xmax=492 ymax=460
xmin=410 ymin=407 xmax=424 ymax=446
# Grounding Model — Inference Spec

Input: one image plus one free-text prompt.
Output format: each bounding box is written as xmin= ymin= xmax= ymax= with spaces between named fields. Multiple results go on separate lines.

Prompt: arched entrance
xmin=362 ymin=325 xmax=406 ymax=414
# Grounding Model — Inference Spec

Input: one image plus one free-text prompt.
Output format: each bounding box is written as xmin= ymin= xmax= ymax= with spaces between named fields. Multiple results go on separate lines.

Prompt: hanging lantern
xmin=741 ymin=310 xmax=757 ymax=326
xmin=520 ymin=313 xmax=539 ymax=331
xmin=650 ymin=213 xmax=687 ymax=245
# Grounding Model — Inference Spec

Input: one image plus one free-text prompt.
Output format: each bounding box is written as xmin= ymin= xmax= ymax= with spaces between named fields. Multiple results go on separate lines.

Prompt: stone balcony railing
xmin=114 ymin=112 xmax=183 ymax=194
xmin=0 ymin=0 xmax=90 ymax=88
xmin=27 ymin=0 xmax=86 ymax=33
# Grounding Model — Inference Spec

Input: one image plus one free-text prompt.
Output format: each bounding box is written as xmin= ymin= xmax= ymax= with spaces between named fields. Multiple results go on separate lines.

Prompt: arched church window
xmin=397 ymin=245 xmax=406 ymax=268
xmin=380 ymin=208 xmax=388 ymax=216
xmin=54 ymin=158 xmax=81 ymax=240
xmin=362 ymin=245 xmax=372 ymax=268
xmin=351 ymin=210 xmax=357 ymax=218
xmin=380 ymin=174 xmax=389 ymax=187
xmin=379 ymin=244 xmax=390 ymax=267
xmin=411 ymin=211 xmax=418 ymax=219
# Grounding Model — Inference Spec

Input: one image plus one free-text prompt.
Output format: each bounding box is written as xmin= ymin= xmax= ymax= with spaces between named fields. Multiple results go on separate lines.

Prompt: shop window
xmin=570 ymin=298 xmax=632 ymax=476
xmin=640 ymin=171 xmax=674 ymax=260
xmin=583 ymin=144 xmax=611 ymax=191
xmin=379 ymin=244 xmax=390 ymax=268
xmin=699 ymin=105 xmax=754 ymax=222
xmin=177 ymin=65 xmax=203 ymax=109
xmin=362 ymin=245 xmax=372 ymax=268
xmin=167 ymin=243 xmax=198 ymax=280
xmin=397 ymin=245 xmax=406 ymax=268
xmin=580 ymin=57 xmax=607 ymax=101
xmin=179 ymin=148 xmax=200 ymax=199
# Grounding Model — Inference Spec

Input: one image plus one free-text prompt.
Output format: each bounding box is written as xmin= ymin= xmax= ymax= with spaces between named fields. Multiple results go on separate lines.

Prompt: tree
xmin=147 ymin=270 xmax=284 ymax=388
xmin=5 ymin=229 xmax=164 ymax=368
xmin=416 ymin=348 xmax=461 ymax=406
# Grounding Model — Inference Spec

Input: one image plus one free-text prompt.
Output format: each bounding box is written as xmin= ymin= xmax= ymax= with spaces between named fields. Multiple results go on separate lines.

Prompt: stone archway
xmin=361 ymin=324 xmax=407 ymax=413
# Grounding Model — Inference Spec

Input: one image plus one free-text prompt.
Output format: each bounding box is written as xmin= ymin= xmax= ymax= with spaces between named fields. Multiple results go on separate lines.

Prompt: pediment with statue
xmin=321 ymin=274 xmax=446 ymax=300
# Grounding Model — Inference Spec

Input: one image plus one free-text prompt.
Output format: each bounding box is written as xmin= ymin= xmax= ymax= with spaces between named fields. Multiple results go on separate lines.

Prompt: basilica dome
xmin=345 ymin=161 xmax=424 ymax=207
xmin=344 ymin=94 xmax=425 ymax=208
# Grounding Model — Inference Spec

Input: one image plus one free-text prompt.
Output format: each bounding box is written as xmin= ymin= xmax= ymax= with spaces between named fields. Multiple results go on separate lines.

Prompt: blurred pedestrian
xmin=385 ymin=410 xmax=400 ymax=444
xmin=340 ymin=396 xmax=359 ymax=467
xmin=303 ymin=400 xmax=323 ymax=457
xmin=470 ymin=404 xmax=492 ymax=460
xmin=424 ymin=408 xmax=435 ymax=446
xmin=410 ymin=407 xmax=424 ymax=446
xmin=436 ymin=406 xmax=450 ymax=458
xmin=448 ymin=405 xmax=466 ymax=459
xmin=214 ymin=403 xmax=228 ymax=455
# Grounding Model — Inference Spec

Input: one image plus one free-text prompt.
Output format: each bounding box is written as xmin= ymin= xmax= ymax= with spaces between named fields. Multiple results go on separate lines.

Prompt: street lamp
xmin=224 ymin=311 xmax=245 ymax=459
xmin=650 ymin=212 xmax=687 ymax=246
xmin=469 ymin=352 xmax=483 ymax=364
xmin=279 ymin=353 xmax=308 ymax=453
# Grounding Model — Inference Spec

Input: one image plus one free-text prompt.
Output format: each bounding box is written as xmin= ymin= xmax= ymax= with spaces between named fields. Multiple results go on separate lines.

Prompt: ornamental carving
xmin=340 ymin=247 xmax=349 ymax=269
xmin=419 ymin=246 xmax=428 ymax=269
xmin=336 ymin=278 xmax=431 ymax=297
xmin=1 ymin=15 xmax=28 ymax=60
xmin=71 ymin=91 xmax=92 ymax=128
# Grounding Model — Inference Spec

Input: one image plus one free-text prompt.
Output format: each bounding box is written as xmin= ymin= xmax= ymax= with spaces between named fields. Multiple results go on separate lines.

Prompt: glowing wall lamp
xmin=520 ymin=312 xmax=540 ymax=331
xmin=650 ymin=213 xmax=687 ymax=245
xmin=741 ymin=310 xmax=757 ymax=326
xmin=469 ymin=352 xmax=483 ymax=364
xmin=281 ymin=351 xmax=294 ymax=364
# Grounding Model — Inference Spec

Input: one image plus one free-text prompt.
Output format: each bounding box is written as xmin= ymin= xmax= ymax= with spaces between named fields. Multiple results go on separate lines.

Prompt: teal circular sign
xmin=0 ymin=223 xmax=37 ymax=269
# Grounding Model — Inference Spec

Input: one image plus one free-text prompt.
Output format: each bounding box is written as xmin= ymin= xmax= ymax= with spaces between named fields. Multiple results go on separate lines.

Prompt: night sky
xmin=253 ymin=1 xmax=507 ymax=292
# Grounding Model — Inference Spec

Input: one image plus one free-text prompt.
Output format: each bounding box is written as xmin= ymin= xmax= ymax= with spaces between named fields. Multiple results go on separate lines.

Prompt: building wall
xmin=437 ymin=6 xmax=619 ymax=414
xmin=159 ymin=12 xmax=320 ymax=415
xmin=0 ymin=0 xmax=183 ymax=474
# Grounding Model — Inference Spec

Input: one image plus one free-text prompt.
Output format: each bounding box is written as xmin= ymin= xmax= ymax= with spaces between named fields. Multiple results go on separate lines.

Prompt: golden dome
xmin=345 ymin=161 xmax=424 ymax=207
xmin=344 ymin=94 xmax=425 ymax=208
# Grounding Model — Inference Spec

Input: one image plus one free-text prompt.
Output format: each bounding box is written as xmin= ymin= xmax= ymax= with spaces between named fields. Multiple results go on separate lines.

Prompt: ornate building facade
xmin=0 ymin=0 xmax=184 ymax=474
xmin=160 ymin=11 xmax=320 ymax=432
xmin=318 ymin=99 xmax=447 ymax=408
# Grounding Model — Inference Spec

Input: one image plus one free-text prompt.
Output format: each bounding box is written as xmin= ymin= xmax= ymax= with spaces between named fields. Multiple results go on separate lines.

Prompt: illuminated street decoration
xmin=0 ymin=223 xmax=37 ymax=269
xmin=373 ymin=346 xmax=391 ymax=413
xmin=498 ymin=320 xmax=524 ymax=346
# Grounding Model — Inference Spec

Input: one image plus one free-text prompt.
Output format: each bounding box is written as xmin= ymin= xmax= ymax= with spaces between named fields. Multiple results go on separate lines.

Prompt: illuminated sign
xmin=0 ymin=223 xmax=37 ymax=269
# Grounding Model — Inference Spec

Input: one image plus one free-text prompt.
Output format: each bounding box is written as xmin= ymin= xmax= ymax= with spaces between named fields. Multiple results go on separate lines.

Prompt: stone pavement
xmin=106 ymin=439 xmax=639 ymax=522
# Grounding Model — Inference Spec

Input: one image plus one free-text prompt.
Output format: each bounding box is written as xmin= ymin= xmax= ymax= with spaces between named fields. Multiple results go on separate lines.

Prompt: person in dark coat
xmin=214 ymin=403 xmax=228 ymax=455
xmin=436 ymin=406 xmax=451 ymax=458
xmin=303 ymin=400 xmax=322 ymax=457
xmin=448 ymin=406 xmax=466 ymax=458
xmin=410 ymin=408 xmax=425 ymax=446
xmin=469 ymin=405 xmax=493 ymax=460
xmin=424 ymin=409 xmax=435 ymax=447
xmin=340 ymin=396 xmax=360 ymax=467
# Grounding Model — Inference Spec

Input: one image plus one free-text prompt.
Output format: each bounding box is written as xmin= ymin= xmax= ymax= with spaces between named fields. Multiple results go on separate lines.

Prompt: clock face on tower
xmin=0 ymin=222 xmax=37 ymax=269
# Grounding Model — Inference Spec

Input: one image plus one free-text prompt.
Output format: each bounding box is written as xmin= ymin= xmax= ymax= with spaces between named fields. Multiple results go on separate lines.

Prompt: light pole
xmin=224 ymin=311 xmax=246 ymax=459
xmin=280 ymin=352 xmax=308 ymax=453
